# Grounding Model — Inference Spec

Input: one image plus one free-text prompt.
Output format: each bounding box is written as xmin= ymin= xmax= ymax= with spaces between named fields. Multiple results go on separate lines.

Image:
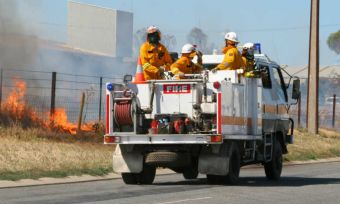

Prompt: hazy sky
xmin=34 ymin=0 xmax=340 ymax=66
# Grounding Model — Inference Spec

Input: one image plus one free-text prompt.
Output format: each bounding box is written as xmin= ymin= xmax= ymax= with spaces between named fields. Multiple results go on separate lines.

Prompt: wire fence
xmin=289 ymin=99 xmax=340 ymax=131
xmin=0 ymin=68 xmax=123 ymax=126
xmin=0 ymin=68 xmax=338 ymax=131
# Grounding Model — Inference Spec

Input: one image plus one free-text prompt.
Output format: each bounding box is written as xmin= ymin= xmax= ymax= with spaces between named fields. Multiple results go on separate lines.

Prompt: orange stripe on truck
xmin=222 ymin=116 xmax=252 ymax=126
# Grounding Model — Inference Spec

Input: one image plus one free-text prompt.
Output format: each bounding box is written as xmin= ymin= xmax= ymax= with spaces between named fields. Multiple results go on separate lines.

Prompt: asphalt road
xmin=1 ymin=162 xmax=340 ymax=204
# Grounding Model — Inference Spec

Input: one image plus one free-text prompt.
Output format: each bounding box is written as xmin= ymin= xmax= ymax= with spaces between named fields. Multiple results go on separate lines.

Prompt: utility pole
xmin=307 ymin=0 xmax=319 ymax=134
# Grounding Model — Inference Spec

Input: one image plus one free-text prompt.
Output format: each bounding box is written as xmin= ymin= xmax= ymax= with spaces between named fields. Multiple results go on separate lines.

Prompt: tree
xmin=327 ymin=30 xmax=340 ymax=55
xmin=187 ymin=27 xmax=208 ymax=53
xmin=161 ymin=34 xmax=176 ymax=51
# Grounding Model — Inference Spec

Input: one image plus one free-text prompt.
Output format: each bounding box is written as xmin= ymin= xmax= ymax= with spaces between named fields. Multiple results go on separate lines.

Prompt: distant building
xmin=285 ymin=65 xmax=340 ymax=81
xmin=67 ymin=1 xmax=133 ymax=58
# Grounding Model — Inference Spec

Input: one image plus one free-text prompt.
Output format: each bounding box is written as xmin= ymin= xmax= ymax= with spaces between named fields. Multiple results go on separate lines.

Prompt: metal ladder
xmin=263 ymin=133 xmax=273 ymax=162
xmin=243 ymin=140 xmax=256 ymax=163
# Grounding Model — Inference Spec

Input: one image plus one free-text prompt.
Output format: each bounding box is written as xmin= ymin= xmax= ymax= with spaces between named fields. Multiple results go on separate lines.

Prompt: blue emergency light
xmin=107 ymin=83 xmax=114 ymax=91
xmin=254 ymin=43 xmax=261 ymax=54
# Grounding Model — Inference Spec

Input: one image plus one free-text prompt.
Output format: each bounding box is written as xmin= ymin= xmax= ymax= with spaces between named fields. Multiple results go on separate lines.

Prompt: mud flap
xmin=112 ymin=145 xmax=143 ymax=173
xmin=198 ymin=142 xmax=234 ymax=176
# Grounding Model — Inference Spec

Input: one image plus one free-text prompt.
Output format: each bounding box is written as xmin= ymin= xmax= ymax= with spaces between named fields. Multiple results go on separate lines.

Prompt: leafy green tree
xmin=327 ymin=30 xmax=340 ymax=55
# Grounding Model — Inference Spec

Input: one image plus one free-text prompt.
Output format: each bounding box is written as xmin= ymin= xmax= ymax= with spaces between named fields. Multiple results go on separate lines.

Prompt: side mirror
xmin=292 ymin=79 xmax=300 ymax=100
xmin=123 ymin=75 xmax=133 ymax=83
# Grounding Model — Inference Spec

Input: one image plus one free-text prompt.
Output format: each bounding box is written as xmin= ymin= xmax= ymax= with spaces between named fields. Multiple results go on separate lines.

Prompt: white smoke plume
xmin=0 ymin=0 xmax=42 ymax=70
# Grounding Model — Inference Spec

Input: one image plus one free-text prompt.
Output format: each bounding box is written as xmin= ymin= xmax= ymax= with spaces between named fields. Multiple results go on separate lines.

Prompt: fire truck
xmin=104 ymin=53 xmax=300 ymax=185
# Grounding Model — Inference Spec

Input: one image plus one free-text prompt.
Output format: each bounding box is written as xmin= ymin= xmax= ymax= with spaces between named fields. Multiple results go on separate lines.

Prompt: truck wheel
xmin=223 ymin=143 xmax=241 ymax=185
xmin=121 ymin=173 xmax=138 ymax=185
xmin=183 ymin=167 xmax=198 ymax=179
xmin=137 ymin=165 xmax=156 ymax=184
xmin=264 ymin=142 xmax=283 ymax=180
xmin=183 ymin=158 xmax=199 ymax=179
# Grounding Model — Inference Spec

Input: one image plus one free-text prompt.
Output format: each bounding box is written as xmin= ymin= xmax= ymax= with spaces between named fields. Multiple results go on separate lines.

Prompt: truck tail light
xmin=104 ymin=136 xmax=121 ymax=144
xmin=213 ymin=81 xmax=221 ymax=89
xmin=210 ymin=135 xmax=222 ymax=143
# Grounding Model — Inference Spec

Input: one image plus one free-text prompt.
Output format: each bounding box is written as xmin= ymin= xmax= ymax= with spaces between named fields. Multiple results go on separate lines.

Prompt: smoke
xmin=0 ymin=0 xmax=41 ymax=70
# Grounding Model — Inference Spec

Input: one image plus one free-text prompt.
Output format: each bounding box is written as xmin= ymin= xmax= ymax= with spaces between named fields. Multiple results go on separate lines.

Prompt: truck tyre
xmin=145 ymin=152 xmax=180 ymax=164
xmin=182 ymin=166 xmax=198 ymax=179
xmin=223 ymin=143 xmax=241 ymax=185
xmin=182 ymin=158 xmax=199 ymax=179
xmin=121 ymin=173 xmax=138 ymax=185
xmin=137 ymin=165 xmax=156 ymax=184
xmin=145 ymin=151 xmax=189 ymax=167
xmin=264 ymin=141 xmax=283 ymax=180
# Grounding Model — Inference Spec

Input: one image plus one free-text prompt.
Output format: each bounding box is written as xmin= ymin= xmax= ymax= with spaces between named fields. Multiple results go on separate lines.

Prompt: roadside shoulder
xmin=1 ymin=158 xmax=340 ymax=189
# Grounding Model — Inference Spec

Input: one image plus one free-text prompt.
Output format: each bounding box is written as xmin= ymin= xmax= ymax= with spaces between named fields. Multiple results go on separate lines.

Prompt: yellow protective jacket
xmin=170 ymin=56 xmax=202 ymax=77
xmin=217 ymin=46 xmax=244 ymax=70
xmin=140 ymin=42 xmax=172 ymax=80
xmin=242 ymin=56 xmax=255 ymax=72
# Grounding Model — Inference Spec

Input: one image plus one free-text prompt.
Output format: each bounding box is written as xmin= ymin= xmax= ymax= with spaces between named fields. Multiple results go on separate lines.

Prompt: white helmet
xmin=243 ymin=42 xmax=254 ymax=50
xmin=224 ymin=32 xmax=239 ymax=43
xmin=147 ymin=25 xmax=159 ymax=34
xmin=181 ymin=43 xmax=196 ymax=54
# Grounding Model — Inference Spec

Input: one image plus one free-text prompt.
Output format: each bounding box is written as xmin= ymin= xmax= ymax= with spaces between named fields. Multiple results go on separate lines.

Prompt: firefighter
xmin=242 ymin=42 xmax=258 ymax=78
xmin=242 ymin=42 xmax=255 ymax=77
xmin=212 ymin=32 xmax=244 ymax=72
xmin=140 ymin=26 xmax=173 ymax=80
xmin=170 ymin=44 xmax=203 ymax=79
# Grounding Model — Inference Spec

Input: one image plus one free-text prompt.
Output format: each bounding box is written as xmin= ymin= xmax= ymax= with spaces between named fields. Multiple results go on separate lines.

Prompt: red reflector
xmin=106 ymin=94 xmax=110 ymax=134
xmin=104 ymin=136 xmax=120 ymax=143
xmin=213 ymin=81 xmax=221 ymax=89
xmin=210 ymin=135 xmax=222 ymax=143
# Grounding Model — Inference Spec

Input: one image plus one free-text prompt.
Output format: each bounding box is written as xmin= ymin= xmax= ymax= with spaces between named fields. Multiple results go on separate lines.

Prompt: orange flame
xmin=2 ymin=79 xmax=27 ymax=118
xmin=49 ymin=108 xmax=78 ymax=135
xmin=1 ymin=78 xmax=96 ymax=135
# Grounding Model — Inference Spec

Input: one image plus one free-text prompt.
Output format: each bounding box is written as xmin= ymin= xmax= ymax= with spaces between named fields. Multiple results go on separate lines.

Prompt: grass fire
xmin=0 ymin=78 xmax=98 ymax=135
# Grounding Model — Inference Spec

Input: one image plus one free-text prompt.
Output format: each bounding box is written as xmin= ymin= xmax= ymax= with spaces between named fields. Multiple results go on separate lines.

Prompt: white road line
xmin=155 ymin=197 xmax=212 ymax=204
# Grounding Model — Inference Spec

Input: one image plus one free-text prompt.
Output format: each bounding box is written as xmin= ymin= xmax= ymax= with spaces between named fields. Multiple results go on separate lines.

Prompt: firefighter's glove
xmin=245 ymin=72 xmax=255 ymax=78
xmin=159 ymin=66 xmax=166 ymax=74
xmin=159 ymin=66 xmax=166 ymax=78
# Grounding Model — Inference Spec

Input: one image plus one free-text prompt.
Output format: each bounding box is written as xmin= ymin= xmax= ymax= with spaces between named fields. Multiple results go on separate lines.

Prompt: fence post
xmin=99 ymin=77 xmax=103 ymax=122
xmin=78 ymin=92 xmax=86 ymax=132
xmin=298 ymin=96 xmax=301 ymax=128
xmin=332 ymin=94 xmax=336 ymax=128
xmin=0 ymin=69 xmax=3 ymax=110
xmin=50 ymin=72 xmax=56 ymax=118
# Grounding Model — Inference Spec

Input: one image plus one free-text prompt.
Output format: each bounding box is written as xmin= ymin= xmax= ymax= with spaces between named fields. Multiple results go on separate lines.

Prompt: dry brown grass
xmin=0 ymin=125 xmax=114 ymax=180
xmin=285 ymin=128 xmax=340 ymax=161
xmin=1 ymin=124 xmax=339 ymax=180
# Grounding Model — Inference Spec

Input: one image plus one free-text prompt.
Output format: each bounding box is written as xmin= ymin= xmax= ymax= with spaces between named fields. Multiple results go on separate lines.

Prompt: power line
xmin=3 ymin=20 xmax=340 ymax=33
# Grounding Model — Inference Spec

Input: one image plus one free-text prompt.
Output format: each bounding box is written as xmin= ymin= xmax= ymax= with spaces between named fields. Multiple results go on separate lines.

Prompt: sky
xmin=26 ymin=0 xmax=340 ymax=66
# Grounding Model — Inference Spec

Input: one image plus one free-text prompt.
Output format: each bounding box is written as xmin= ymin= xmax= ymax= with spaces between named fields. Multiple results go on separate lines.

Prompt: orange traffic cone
xmin=133 ymin=56 xmax=146 ymax=84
